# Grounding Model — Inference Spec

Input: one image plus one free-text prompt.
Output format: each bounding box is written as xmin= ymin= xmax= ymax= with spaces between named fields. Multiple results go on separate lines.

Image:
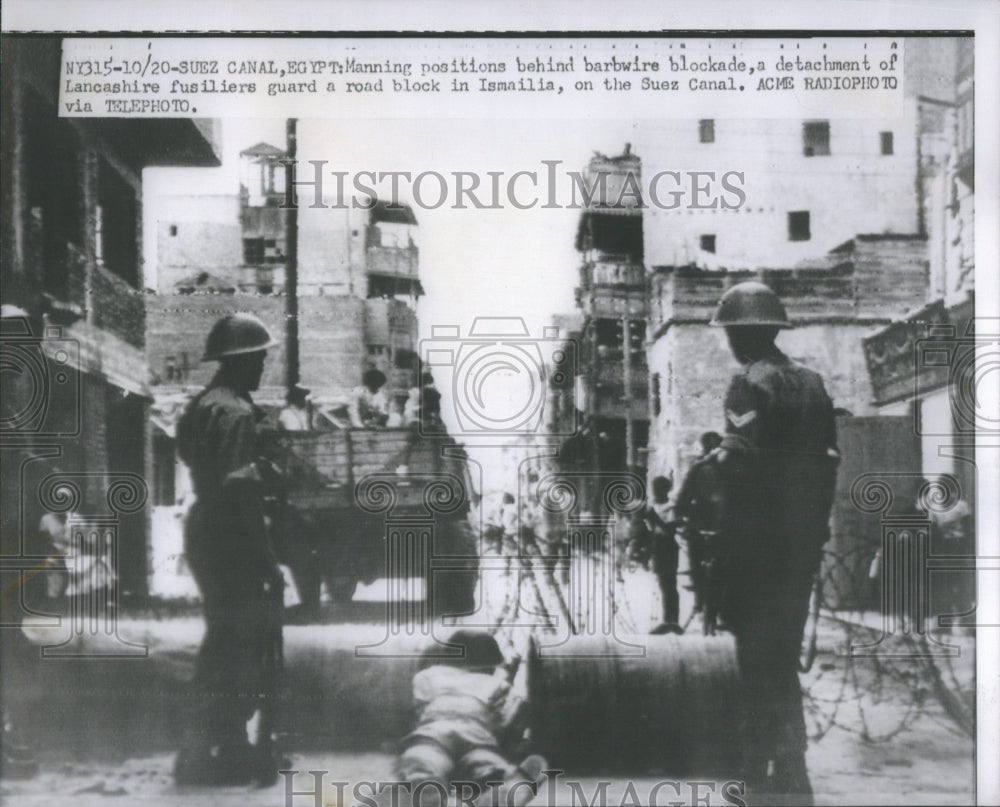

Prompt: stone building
xmin=638 ymin=38 xmax=964 ymax=274
xmin=0 ymin=36 xmax=220 ymax=604
xmin=145 ymin=143 xmax=424 ymax=596
xmin=647 ymin=237 xmax=929 ymax=479
xmin=861 ymin=38 xmax=976 ymax=522
xmin=571 ymin=145 xmax=649 ymax=474
xmin=150 ymin=143 xmax=422 ymax=408
xmin=640 ymin=38 xmax=976 ymax=609
xmin=539 ymin=39 xmax=974 ymax=609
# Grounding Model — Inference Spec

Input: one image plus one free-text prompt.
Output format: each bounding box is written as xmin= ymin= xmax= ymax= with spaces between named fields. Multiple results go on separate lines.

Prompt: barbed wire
xmin=480 ymin=534 xmax=974 ymax=745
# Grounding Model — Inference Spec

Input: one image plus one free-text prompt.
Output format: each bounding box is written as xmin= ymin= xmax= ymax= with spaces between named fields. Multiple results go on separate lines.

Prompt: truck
xmin=261 ymin=425 xmax=479 ymax=619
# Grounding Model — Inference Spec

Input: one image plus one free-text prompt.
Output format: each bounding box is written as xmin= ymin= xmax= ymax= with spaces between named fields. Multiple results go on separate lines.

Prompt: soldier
xmin=674 ymin=431 xmax=724 ymax=623
xmin=173 ymin=313 xmax=286 ymax=786
xmin=710 ymin=282 xmax=838 ymax=804
xmin=640 ymin=476 xmax=684 ymax=635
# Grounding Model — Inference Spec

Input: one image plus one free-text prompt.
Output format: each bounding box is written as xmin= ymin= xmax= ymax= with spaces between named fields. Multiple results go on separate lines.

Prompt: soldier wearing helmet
xmin=710 ymin=281 xmax=839 ymax=803
xmin=173 ymin=313 xmax=284 ymax=785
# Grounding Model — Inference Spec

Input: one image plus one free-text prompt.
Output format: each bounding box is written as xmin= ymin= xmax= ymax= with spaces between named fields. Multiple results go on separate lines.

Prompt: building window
xmin=628 ymin=320 xmax=645 ymax=364
xmin=24 ymin=95 xmax=84 ymax=298
xmin=367 ymin=344 xmax=387 ymax=357
xmin=394 ymin=348 xmax=417 ymax=369
xmin=594 ymin=318 xmax=623 ymax=359
xmin=243 ymin=237 xmax=265 ymax=265
xmin=169 ymin=224 xmax=178 ymax=236
xmin=700 ymin=234 xmax=716 ymax=254
xmin=880 ymin=131 xmax=894 ymax=155
xmin=97 ymin=158 xmax=139 ymax=287
xmin=788 ymin=211 xmax=811 ymax=241
xmin=651 ymin=372 xmax=661 ymax=417
xmin=802 ymin=121 xmax=830 ymax=156
xmin=699 ymin=119 xmax=715 ymax=143
xmin=261 ymin=237 xmax=285 ymax=264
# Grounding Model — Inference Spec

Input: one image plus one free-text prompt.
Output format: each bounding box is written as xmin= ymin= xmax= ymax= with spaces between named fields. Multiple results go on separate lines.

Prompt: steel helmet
xmin=202 ymin=313 xmax=278 ymax=362
xmin=710 ymin=281 xmax=791 ymax=328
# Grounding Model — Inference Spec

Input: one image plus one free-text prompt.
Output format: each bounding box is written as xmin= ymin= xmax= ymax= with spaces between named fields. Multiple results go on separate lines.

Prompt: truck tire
xmin=430 ymin=517 xmax=478 ymax=618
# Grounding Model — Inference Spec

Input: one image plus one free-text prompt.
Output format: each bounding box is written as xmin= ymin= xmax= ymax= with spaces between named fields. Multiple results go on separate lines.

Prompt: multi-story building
xmin=571 ymin=145 xmax=649 ymax=475
xmin=641 ymin=37 xmax=974 ymax=608
xmin=638 ymin=38 xmax=962 ymax=274
xmin=0 ymin=36 xmax=220 ymax=603
xmin=647 ymin=236 xmax=931 ymax=478
xmin=148 ymin=142 xmax=423 ymax=407
xmin=862 ymin=37 xmax=976 ymax=510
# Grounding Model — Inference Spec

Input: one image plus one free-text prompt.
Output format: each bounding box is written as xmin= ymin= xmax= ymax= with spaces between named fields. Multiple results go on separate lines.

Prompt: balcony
xmin=93 ymin=264 xmax=145 ymax=348
xmin=584 ymin=259 xmax=645 ymax=290
xmin=366 ymin=245 xmax=419 ymax=280
xmin=588 ymin=358 xmax=649 ymax=420
xmin=591 ymin=385 xmax=649 ymax=419
xmin=56 ymin=243 xmax=144 ymax=348
xmin=861 ymin=298 xmax=973 ymax=406
xmin=241 ymin=205 xmax=285 ymax=239
xmin=580 ymin=287 xmax=648 ymax=319
xmin=593 ymin=358 xmax=648 ymax=386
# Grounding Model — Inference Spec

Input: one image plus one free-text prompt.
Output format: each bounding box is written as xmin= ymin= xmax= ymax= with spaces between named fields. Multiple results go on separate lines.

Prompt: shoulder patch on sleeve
xmin=727 ymin=408 xmax=757 ymax=428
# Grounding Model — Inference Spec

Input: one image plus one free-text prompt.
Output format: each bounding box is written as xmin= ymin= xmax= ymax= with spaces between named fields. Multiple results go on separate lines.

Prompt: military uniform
xmin=642 ymin=501 xmax=681 ymax=629
xmin=674 ymin=455 xmax=726 ymax=618
xmin=716 ymin=349 xmax=838 ymax=793
xmin=177 ymin=383 xmax=280 ymax=756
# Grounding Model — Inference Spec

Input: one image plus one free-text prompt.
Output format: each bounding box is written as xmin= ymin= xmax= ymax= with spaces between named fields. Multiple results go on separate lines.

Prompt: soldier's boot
xmin=735 ymin=748 xmax=770 ymax=806
xmin=174 ymin=742 xmax=279 ymax=787
xmin=650 ymin=622 xmax=685 ymax=635
xmin=174 ymin=745 xmax=251 ymax=787
xmin=768 ymin=754 xmax=814 ymax=806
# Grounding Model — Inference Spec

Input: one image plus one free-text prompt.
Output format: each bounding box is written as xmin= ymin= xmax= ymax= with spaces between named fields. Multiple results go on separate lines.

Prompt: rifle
xmin=255 ymin=573 xmax=285 ymax=787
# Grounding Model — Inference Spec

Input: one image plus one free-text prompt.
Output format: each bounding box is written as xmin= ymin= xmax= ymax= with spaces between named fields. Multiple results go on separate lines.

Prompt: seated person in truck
xmin=348 ymin=368 xmax=390 ymax=428
xmin=395 ymin=629 xmax=546 ymax=806
xmin=278 ymin=384 xmax=312 ymax=431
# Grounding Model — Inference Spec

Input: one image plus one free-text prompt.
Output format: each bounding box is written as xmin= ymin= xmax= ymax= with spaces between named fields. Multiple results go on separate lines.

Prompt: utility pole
xmin=285 ymin=118 xmax=299 ymax=395
xmin=622 ymin=313 xmax=634 ymax=472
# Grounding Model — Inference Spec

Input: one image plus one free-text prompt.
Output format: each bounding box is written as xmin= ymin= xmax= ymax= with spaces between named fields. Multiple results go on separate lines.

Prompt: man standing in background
xmin=642 ymin=475 xmax=684 ymax=635
xmin=674 ymin=430 xmax=724 ymax=622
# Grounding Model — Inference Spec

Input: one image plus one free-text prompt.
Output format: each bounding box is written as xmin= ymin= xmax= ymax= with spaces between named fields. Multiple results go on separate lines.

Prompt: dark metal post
xmin=285 ymin=118 xmax=299 ymax=394
xmin=622 ymin=314 xmax=634 ymax=471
